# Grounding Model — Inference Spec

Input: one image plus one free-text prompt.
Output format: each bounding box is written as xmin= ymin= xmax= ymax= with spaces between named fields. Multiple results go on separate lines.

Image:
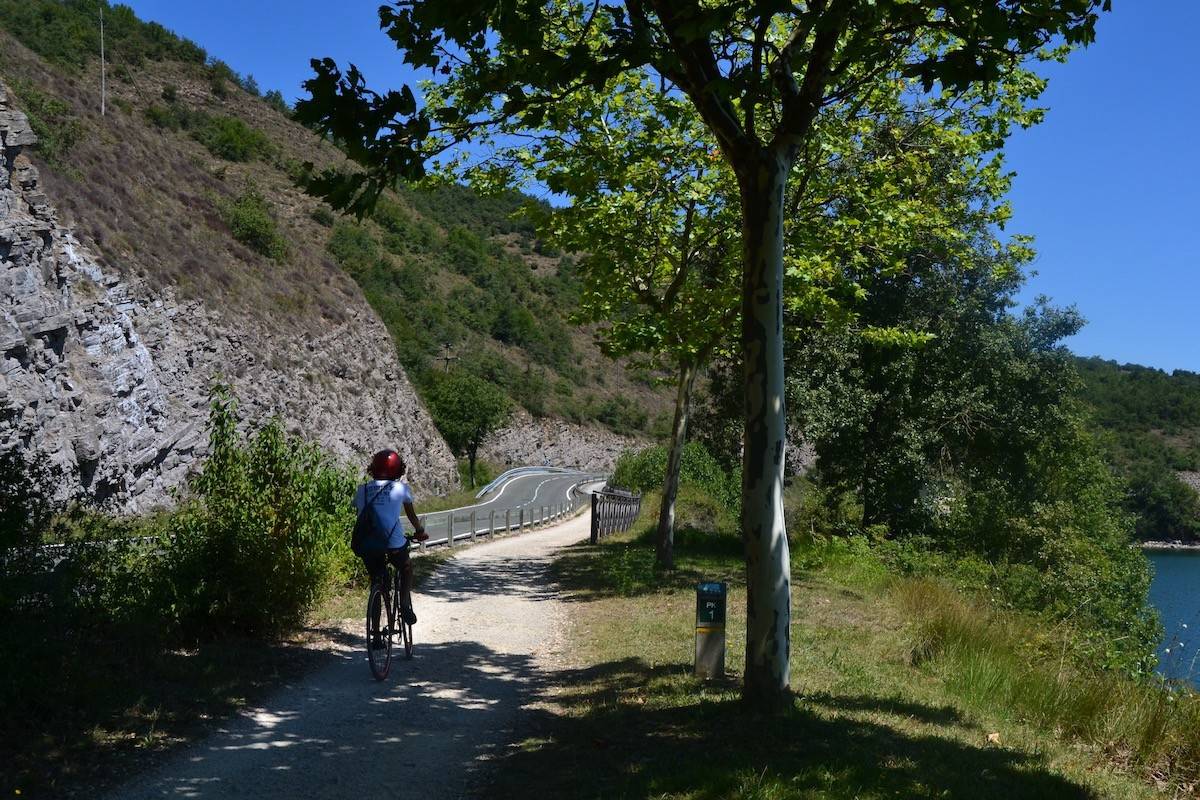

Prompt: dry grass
xmin=898 ymin=579 xmax=1200 ymax=796
xmin=1 ymin=31 xmax=361 ymax=336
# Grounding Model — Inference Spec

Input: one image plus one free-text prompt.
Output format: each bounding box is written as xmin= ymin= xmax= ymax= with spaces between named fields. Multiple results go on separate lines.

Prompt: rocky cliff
xmin=480 ymin=410 xmax=644 ymax=474
xmin=0 ymin=83 xmax=458 ymax=512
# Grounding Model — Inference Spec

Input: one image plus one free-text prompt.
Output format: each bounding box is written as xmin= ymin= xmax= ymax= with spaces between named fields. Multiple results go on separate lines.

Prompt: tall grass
xmin=898 ymin=579 xmax=1200 ymax=789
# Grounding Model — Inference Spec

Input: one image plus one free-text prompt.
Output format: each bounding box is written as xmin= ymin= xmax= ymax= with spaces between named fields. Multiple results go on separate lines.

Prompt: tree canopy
xmin=424 ymin=370 xmax=512 ymax=488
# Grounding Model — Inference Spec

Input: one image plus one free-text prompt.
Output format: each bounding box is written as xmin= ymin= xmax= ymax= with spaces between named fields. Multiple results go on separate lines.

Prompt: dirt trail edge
xmin=105 ymin=512 xmax=594 ymax=800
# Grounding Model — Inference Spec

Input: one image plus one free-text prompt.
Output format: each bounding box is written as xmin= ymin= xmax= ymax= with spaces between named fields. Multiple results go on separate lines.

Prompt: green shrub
xmin=263 ymin=89 xmax=290 ymax=115
xmin=327 ymin=220 xmax=378 ymax=269
xmin=613 ymin=442 xmax=738 ymax=510
xmin=784 ymin=477 xmax=868 ymax=540
xmin=144 ymin=102 xmax=183 ymax=130
xmin=205 ymin=57 xmax=240 ymax=99
xmin=672 ymin=483 xmax=738 ymax=535
xmin=192 ymin=115 xmax=273 ymax=162
xmin=8 ymin=80 xmax=84 ymax=172
xmin=310 ymin=206 xmax=335 ymax=227
xmin=160 ymin=389 xmax=356 ymax=634
xmin=1125 ymin=462 xmax=1200 ymax=539
xmin=594 ymin=395 xmax=648 ymax=432
xmin=0 ymin=448 xmax=59 ymax=614
xmin=143 ymin=105 xmax=273 ymax=163
xmin=872 ymin=434 xmax=1162 ymax=677
xmin=456 ymin=459 xmax=499 ymax=489
xmin=240 ymin=73 xmax=261 ymax=97
xmin=161 ymin=83 xmax=178 ymax=102
xmin=217 ymin=188 xmax=288 ymax=261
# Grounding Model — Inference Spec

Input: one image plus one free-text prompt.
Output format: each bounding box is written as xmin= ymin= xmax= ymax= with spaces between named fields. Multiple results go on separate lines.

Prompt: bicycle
xmin=365 ymin=536 xmax=416 ymax=680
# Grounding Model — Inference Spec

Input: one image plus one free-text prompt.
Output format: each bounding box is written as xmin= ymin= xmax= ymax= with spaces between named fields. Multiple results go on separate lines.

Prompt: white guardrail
xmin=21 ymin=469 xmax=610 ymax=566
xmin=411 ymin=471 xmax=608 ymax=552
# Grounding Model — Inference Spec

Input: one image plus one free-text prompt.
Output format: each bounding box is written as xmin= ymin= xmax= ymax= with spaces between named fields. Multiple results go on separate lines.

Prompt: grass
xmin=482 ymin=516 xmax=1170 ymax=799
xmin=899 ymin=580 xmax=1200 ymax=793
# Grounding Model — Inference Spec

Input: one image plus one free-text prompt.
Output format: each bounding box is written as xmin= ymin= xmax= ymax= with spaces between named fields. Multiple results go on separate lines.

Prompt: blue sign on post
xmin=695 ymin=581 xmax=727 ymax=679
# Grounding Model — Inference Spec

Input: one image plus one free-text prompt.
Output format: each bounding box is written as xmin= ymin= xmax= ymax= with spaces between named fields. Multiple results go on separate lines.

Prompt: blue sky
xmin=125 ymin=1 xmax=1199 ymax=374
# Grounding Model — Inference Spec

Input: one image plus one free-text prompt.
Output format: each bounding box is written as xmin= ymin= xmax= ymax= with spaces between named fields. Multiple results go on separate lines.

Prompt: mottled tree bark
xmin=738 ymin=152 xmax=792 ymax=704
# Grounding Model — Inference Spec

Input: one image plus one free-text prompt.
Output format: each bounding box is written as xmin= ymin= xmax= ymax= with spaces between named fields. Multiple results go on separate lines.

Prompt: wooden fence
xmin=590 ymin=487 xmax=643 ymax=544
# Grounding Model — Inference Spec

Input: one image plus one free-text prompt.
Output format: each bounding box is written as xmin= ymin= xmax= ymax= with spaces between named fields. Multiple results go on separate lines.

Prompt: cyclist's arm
xmin=403 ymin=501 xmax=428 ymax=541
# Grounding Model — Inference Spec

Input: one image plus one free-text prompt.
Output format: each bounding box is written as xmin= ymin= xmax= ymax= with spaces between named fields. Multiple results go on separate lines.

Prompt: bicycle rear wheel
xmin=402 ymin=618 xmax=413 ymax=659
xmin=366 ymin=581 xmax=393 ymax=680
xmin=393 ymin=570 xmax=414 ymax=660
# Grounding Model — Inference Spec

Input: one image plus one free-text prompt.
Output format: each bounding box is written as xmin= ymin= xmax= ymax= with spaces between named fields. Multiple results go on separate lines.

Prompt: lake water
xmin=1147 ymin=550 xmax=1200 ymax=683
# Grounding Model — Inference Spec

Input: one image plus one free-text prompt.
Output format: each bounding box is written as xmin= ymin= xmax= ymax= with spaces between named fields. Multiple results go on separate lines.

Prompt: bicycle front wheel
xmin=366 ymin=582 xmax=393 ymax=680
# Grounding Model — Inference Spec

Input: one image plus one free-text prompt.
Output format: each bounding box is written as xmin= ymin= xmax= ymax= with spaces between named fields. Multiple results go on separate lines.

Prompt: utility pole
xmin=436 ymin=343 xmax=458 ymax=371
xmin=99 ymin=4 xmax=106 ymax=117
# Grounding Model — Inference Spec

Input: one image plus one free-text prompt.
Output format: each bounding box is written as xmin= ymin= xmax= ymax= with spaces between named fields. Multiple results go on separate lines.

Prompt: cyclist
xmin=354 ymin=449 xmax=428 ymax=646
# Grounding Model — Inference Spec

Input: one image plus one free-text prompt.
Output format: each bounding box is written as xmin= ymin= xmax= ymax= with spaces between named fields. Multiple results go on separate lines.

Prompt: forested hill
xmin=0 ymin=0 xmax=670 ymax=445
xmin=1076 ymin=357 xmax=1200 ymax=540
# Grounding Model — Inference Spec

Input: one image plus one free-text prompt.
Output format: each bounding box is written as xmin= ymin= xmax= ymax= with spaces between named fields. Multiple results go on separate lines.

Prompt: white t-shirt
xmin=353 ymin=480 xmax=415 ymax=549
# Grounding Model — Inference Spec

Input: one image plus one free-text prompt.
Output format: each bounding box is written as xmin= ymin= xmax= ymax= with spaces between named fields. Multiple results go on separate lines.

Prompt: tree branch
xmin=772 ymin=0 xmax=851 ymax=155
xmin=646 ymin=0 xmax=757 ymax=160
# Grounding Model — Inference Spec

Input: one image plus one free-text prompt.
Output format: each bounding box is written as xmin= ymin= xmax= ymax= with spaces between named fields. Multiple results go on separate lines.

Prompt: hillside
xmin=0 ymin=2 xmax=663 ymax=508
xmin=1077 ymin=356 xmax=1200 ymax=540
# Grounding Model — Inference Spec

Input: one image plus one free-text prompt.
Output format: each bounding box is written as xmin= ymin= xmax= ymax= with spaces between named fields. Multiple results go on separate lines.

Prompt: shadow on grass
xmin=0 ymin=619 xmax=362 ymax=799
xmin=484 ymin=657 xmax=1098 ymax=800
xmin=552 ymin=527 xmax=745 ymax=602
xmin=803 ymin=691 xmax=975 ymax=728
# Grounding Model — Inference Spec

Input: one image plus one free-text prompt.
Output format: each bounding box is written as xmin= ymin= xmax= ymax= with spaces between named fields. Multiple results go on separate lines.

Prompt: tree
xmin=263 ymin=89 xmax=290 ymax=115
xmin=782 ymin=245 xmax=1160 ymax=672
xmin=424 ymin=371 xmax=512 ymax=488
xmin=510 ymin=58 xmax=1031 ymax=569
xmin=508 ymin=79 xmax=741 ymax=570
xmin=297 ymin=0 xmax=1108 ymax=704
xmin=791 ymin=243 xmax=1084 ymax=540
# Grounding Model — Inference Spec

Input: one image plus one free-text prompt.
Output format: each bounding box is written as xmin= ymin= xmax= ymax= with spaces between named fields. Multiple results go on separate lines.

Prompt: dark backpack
xmin=351 ymin=482 xmax=395 ymax=557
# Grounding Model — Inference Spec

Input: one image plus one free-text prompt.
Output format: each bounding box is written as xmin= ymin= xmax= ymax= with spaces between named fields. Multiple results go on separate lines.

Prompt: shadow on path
xmin=419 ymin=553 xmax=562 ymax=604
xmin=106 ymin=637 xmax=556 ymax=799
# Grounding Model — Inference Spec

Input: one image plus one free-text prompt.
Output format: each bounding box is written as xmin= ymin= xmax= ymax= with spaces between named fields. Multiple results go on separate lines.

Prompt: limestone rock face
xmin=479 ymin=410 xmax=644 ymax=474
xmin=0 ymin=84 xmax=458 ymax=511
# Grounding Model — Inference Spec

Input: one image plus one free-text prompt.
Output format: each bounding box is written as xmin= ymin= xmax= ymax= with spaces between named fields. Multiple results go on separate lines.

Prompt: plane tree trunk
xmin=738 ymin=150 xmax=792 ymax=705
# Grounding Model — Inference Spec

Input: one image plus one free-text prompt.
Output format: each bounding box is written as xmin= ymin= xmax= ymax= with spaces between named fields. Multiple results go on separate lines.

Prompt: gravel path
xmin=104 ymin=513 xmax=592 ymax=799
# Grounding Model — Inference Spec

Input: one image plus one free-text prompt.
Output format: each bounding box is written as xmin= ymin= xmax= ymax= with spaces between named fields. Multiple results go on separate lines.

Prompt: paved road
xmin=417 ymin=469 xmax=597 ymax=546
xmin=102 ymin=512 xmax=594 ymax=800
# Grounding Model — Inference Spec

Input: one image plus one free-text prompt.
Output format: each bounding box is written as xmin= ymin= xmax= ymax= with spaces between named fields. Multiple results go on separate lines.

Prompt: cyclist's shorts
xmin=363 ymin=548 xmax=410 ymax=582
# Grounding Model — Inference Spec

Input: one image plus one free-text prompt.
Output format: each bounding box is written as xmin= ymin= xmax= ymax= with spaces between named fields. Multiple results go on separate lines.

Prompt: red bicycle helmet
xmin=368 ymin=449 xmax=404 ymax=480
